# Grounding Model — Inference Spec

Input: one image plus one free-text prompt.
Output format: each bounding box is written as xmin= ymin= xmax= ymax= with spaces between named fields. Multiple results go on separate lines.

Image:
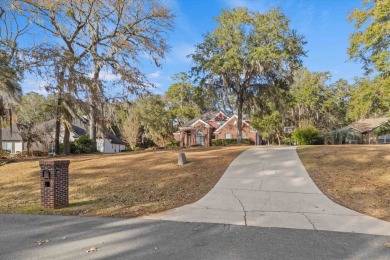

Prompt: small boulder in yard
xmin=178 ymin=153 xmax=187 ymax=166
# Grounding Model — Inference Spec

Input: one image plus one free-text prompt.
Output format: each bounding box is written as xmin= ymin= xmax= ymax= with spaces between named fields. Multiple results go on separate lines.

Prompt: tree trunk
xmin=89 ymin=56 xmax=101 ymax=152
xmin=89 ymin=96 xmax=97 ymax=152
xmin=62 ymin=91 xmax=73 ymax=154
xmin=55 ymin=96 xmax=62 ymax=155
xmin=237 ymin=90 xmax=244 ymax=144
xmin=276 ymin=133 xmax=281 ymax=146
xmin=63 ymin=123 xmax=70 ymax=155
xmin=55 ymin=65 xmax=65 ymax=155
xmin=0 ymin=96 xmax=3 ymax=151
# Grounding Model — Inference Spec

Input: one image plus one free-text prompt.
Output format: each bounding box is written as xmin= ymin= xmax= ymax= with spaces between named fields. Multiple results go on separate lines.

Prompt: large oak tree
xmin=190 ymin=8 xmax=305 ymax=143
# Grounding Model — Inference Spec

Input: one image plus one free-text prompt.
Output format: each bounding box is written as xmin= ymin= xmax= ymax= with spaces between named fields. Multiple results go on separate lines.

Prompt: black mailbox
xmin=42 ymin=169 xmax=51 ymax=179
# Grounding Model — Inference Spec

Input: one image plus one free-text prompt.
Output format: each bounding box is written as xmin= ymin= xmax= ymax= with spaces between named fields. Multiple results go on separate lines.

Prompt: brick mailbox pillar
xmin=39 ymin=160 xmax=70 ymax=209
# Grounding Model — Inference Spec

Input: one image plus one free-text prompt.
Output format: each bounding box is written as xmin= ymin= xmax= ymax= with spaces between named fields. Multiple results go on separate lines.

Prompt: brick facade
xmin=178 ymin=111 xmax=260 ymax=147
xmin=214 ymin=117 xmax=258 ymax=144
xmin=39 ymin=160 xmax=70 ymax=209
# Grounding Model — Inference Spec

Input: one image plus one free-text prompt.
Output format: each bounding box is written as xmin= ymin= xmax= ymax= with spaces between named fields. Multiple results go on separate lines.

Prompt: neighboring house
xmin=32 ymin=119 xmax=126 ymax=154
xmin=342 ymin=117 xmax=390 ymax=144
xmin=175 ymin=111 xmax=261 ymax=147
xmin=1 ymin=124 xmax=27 ymax=154
xmin=96 ymin=132 xmax=126 ymax=153
xmin=1 ymin=124 xmax=42 ymax=154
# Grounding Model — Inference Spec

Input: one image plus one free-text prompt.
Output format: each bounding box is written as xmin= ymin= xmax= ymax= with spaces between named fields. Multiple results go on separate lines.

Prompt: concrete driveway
xmin=145 ymin=146 xmax=390 ymax=236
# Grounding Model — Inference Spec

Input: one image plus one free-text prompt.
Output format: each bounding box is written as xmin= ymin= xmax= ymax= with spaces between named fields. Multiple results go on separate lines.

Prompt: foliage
xmin=16 ymin=0 xmax=174 ymax=151
xmin=292 ymin=127 xmax=319 ymax=145
xmin=121 ymin=115 xmax=141 ymax=150
xmin=211 ymin=138 xmax=250 ymax=146
xmin=130 ymin=95 xmax=174 ymax=147
xmin=347 ymin=75 xmax=390 ymax=120
xmin=290 ymin=68 xmax=332 ymax=129
xmin=251 ymin=111 xmax=284 ymax=145
xmin=166 ymin=73 xmax=202 ymax=126
xmin=324 ymin=129 xmax=361 ymax=145
xmin=15 ymin=92 xmax=55 ymax=155
xmin=134 ymin=146 xmax=141 ymax=151
xmin=72 ymin=136 xmax=93 ymax=154
xmin=374 ymin=121 xmax=390 ymax=136
xmin=348 ymin=0 xmax=390 ymax=75
xmin=166 ymin=140 xmax=180 ymax=148
xmin=190 ymin=7 xmax=305 ymax=143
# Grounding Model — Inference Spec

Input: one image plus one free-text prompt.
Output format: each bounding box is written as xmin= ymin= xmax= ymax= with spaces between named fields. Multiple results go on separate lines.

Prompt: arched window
xmin=196 ymin=131 xmax=205 ymax=146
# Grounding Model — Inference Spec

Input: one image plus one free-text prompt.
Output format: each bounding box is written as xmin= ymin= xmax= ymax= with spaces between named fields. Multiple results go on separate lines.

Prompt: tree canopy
xmin=348 ymin=0 xmax=390 ymax=76
xmin=190 ymin=7 xmax=306 ymax=142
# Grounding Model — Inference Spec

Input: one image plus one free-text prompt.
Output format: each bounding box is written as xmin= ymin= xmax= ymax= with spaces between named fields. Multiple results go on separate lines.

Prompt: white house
xmin=96 ymin=132 xmax=126 ymax=153
xmin=35 ymin=119 xmax=126 ymax=154
xmin=1 ymin=124 xmax=26 ymax=154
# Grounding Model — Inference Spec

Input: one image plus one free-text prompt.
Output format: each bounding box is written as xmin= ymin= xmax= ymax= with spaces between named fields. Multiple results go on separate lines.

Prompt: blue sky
xmin=22 ymin=0 xmax=365 ymax=96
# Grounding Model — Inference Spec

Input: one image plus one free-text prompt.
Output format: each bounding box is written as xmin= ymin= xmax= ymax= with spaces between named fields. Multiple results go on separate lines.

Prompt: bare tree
xmin=0 ymin=1 xmax=28 ymax=149
xmin=18 ymin=0 xmax=174 ymax=152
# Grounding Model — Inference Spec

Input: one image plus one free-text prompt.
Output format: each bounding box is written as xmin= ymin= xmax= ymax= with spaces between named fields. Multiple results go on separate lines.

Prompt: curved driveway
xmin=145 ymin=146 xmax=390 ymax=236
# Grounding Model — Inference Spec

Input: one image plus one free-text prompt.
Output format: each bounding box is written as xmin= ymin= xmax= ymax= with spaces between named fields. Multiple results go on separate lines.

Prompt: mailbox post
xmin=39 ymin=160 xmax=70 ymax=209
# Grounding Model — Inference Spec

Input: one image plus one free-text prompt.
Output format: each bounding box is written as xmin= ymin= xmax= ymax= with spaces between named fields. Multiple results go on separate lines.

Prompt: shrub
xmin=134 ymin=146 xmax=141 ymax=151
xmin=166 ymin=140 xmax=180 ymax=148
xmin=292 ymin=127 xmax=319 ymax=145
xmin=73 ymin=135 xmax=93 ymax=153
xmin=241 ymin=138 xmax=251 ymax=144
xmin=211 ymin=139 xmax=222 ymax=146
xmin=374 ymin=121 xmax=390 ymax=136
xmin=31 ymin=150 xmax=49 ymax=157
xmin=325 ymin=129 xmax=361 ymax=144
xmin=212 ymin=138 xmax=245 ymax=146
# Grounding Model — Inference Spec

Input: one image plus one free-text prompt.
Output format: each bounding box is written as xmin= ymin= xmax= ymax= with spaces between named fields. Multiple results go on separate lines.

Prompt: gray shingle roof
xmin=34 ymin=119 xmax=124 ymax=144
xmin=1 ymin=124 xmax=27 ymax=141
xmin=343 ymin=117 xmax=389 ymax=133
xmin=181 ymin=111 xmax=224 ymax=127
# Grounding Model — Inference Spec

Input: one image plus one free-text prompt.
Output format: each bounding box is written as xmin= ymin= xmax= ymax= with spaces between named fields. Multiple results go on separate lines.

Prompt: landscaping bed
xmin=297 ymin=145 xmax=390 ymax=222
xmin=0 ymin=145 xmax=249 ymax=218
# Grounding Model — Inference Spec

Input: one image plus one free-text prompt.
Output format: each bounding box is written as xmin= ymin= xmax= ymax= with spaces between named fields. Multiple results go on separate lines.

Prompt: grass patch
xmin=297 ymin=145 xmax=390 ymax=222
xmin=0 ymin=146 xmax=249 ymax=218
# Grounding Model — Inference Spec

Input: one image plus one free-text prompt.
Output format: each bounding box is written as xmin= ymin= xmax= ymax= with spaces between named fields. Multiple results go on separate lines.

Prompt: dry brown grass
xmin=297 ymin=145 xmax=390 ymax=222
xmin=0 ymin=146 xmax=249 ymax=217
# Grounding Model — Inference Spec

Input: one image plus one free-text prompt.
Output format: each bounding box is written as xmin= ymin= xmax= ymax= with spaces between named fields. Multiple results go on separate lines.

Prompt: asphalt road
xmin=0 ymin=214 xmax=389 ymax=259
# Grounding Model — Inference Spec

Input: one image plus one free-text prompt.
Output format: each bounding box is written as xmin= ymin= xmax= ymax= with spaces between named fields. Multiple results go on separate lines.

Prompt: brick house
xmin=174 ymin=111 xmax=261 ymax=147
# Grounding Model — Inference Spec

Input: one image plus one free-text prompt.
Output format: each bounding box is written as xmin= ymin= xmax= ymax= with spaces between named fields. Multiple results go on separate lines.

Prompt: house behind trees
xmin=175 ymin=111 xmax=261 ymax=147
xmin=342 ymin=117 xmax=390 ymax=144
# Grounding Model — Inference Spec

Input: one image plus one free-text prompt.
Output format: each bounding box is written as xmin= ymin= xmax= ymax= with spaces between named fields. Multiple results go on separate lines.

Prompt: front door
xmin=187 ymin=133 xmax=191 ymax=147
xmin=196 ymin=131 xmax=205 ymax=146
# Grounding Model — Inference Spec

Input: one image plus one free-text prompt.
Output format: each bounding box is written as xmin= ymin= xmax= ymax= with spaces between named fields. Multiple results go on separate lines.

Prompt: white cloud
xmin=99 ymin=70 xmax=121 ymax=81
xmin=87 ymin=70 xmax=121 ymax=81
xmin=148 ymin=71 xmax=162 ymax=79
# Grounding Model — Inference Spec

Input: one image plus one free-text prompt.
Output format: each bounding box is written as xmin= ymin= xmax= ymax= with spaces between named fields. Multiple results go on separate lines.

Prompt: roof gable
xmin=181 ymin=111 xmax=228 ymax=128
xmin=214 ymin=115 xmax=250 ymax=133
xmin=1 ymin=124 xmax=26 ymax=141
xmin=344 ymin=117 xmax=389 ymax=133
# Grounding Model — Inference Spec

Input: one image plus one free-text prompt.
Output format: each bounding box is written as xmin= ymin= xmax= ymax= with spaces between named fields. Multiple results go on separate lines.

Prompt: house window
xmin=242 ymin=132 xmax=247 ymax=138
xmin=196 ymin=131 xmax=205 ymax=146
xmin=225 ymin=133 xmax=232 ymax=139
xmin=378 ymin=134 xmax=390 ymax=144
xmin=216 ymin=120 xmax=224 ymax=128
xmin=4 ymin=142 xmax=12 ymax=153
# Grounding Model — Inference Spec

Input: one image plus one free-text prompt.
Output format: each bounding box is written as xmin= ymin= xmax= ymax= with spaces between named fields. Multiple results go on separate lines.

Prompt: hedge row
xmin=211 ymin=138 xmax=251 ymax=146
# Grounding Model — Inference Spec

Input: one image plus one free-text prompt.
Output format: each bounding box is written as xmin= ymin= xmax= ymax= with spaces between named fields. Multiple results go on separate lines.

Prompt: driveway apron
xmin=145 ymin=146 xmax=390 ymax=236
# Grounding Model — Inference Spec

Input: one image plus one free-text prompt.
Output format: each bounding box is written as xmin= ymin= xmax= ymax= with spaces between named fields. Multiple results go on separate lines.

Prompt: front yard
xmin=297 ymin=145 xmax=390 ymax=222
xmin=0 ymin=146 xmax=249 ymax=217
